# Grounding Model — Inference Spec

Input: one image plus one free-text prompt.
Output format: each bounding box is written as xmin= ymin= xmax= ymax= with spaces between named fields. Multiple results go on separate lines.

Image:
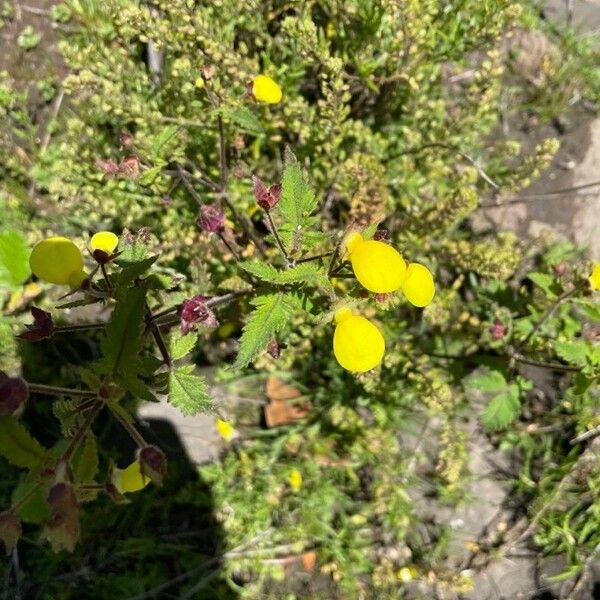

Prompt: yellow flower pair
xmin=333 ymin=232 xmax=436 ymax=373
xmin=29 ymin=232 xmax=119 ymax=288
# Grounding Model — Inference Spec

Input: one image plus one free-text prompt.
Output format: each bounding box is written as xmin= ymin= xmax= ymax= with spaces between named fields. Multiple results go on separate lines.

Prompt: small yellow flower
xmin=333 ymin=307 xmax=385 ymax=372
xmin=112 ymin=460 xmax=151 ymax=494
xmin=344 ymin=232 xmax=407 ymax=293
xmin=252 ymin=74 xmax=282 ymax=104
xmin=401 ymin=263 xmax=435 ymax=307
xmin=90 ymin=231 xmax=119 ymax=255
xmin=589 ymin=263 xmax=600 ymax=290
xmin=216 ymin=418 xmax=236 ymax=442
xmin=29 ymin=237 xmax=86 ymax=287
xmin=288 ymin=468 xmax=303 ymax=492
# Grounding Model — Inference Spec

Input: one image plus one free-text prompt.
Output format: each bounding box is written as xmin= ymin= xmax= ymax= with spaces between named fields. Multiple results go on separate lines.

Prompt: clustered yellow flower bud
xmin=112 ymin=459 xmax=151 ymax=494
xmin=252 ymin=74 xmax=282 ymax=104
xmin=332 ymin=232 xmax=436 ymax=372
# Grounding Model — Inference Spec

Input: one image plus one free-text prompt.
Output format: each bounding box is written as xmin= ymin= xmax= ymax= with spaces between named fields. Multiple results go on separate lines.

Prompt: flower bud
xmin=42 ymin=482 xmax=81 ymax=552
xmin=118 ymin=156 xmax=140 ymax=179
xmin=490 ymin=319 xmax=507 ymax=341
xmin=252 ymin=175 xmax=281 ymax=210
xmin=0 ymin=512 xmax=21 ymax=555
xmin=18 ymin=307 xmax=54 ymax=342
xmin=0 ymin=372 xmax=29 ymax=416
xmin=96 ymin=159 xmax=119 ymax=177
xmin=139 ymin=445 xmax=167 ymax=486
xmin=553 ymin=262 xmax=567 ymax=277
xmin=197 ymin=204 xmax=225 ymax=233
xmin=119 ymin=132 xmax=134 ymax=147
xmin=267 ymin=338 xmax=281 ymax=359
xmin=180 ymin=295 xmax=219 ymax=334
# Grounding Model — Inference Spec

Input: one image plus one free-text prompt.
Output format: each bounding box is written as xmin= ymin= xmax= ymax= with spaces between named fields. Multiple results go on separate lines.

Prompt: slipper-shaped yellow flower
xmin=344 ymin=232 xmax=407 ymax=293
xmin=252 ymin=74 xmax=282 ymax=104
xmin=401 ymin=263 xmax=435 ymax=307
xmin=112 ymin=459 xmax=151 ymax=494
xmin=29 ymin=237 xmax=86 ymax=287
xmin=333 ymin=307 xmax=385 ymax=372
xmin=216 ymin=418 xmax=236 ymax=442
xmin=590 ymin=263 xmax=600 ymax=290
xmin=90 ymin=231 xmax=119 ymax=255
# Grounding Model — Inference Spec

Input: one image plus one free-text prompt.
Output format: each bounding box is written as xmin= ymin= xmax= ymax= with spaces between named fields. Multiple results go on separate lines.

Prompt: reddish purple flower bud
xmin=119 ymin=132 xmax=134 ymax=147
xmin=139 ymin=445 xmax=167 ymax=486
xmin=180 ymin=295 xmax=219 ymax=335
xmin=18 ymin=307 xmax=54 ymax=342
xmin=553 ymin=262 xmax=567 ymax=276
xmin=252 ymin=175 xmax=282 ymax=210
xmin=0 ymin=512 xmax=21 ymax=556
xmin=373 ymin=229 xmax=389 ymax=242
xmin=267 ymin=338 xmax=281 ymax=359
xmin=0 ymin=372 xmax=29 ymax=416
xmin=161 ymin=195 xmax=174 ymax=206
xmin=42 ymin=482 xmax=81 ymax=553
xmin=197 ymin=204 xmax=225 ymax=233
xmin=96 ymin=159 xmax=119 ymax=177
xmin=490 ymin=319 xmax=507 ymax=341
xmin=119 ymin=156 xmax=140 ymax=179
xmin=375 ymin=293 xmax=392 ymax=303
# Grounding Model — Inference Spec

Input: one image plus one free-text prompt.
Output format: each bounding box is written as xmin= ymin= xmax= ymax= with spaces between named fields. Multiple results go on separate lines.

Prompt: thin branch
xmin=26 ymin=383 xmax=97 ymax=398
xmin=520 ymin=286 xmax=581 ymax=348
xmin=60 ymin=402 xmax=102 ymax=465
xmin=265 ymin=210 xmax=288 ymax=262
xmin=107 ymin=404 xmax=147 ymax=448
xmin=510 ymin=352 xmax=582 ymax=372
xmin=296 ymin=251 xmax=333 ymax=264
xmin=217 ymin=115 xmax=228 ymax=188
xmin=53 ymin=322 xmax=107 ymax=333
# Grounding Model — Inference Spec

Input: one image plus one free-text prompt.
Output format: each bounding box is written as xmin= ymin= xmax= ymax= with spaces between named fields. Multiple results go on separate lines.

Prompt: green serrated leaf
xmin=528 ymin=272 xmax=557 ymax=296
xmin=13 ymin=478 xmax=51 ymax=524
xmin=481 ymin=384 xmax=520 ymax=430
xmin=168 ymin=365 xmax=212 ymax=416
xmin=150 ymin=125 xmax=179 ymax=159
xmin=276 ymin=155 xmax=318 ymax=253
xmin=554 ymin=340 xmax=589 ymax=367
xmin=0 ymin=230 xmax=31 ymax=290
xmin=114 ymin=256 xmax=158 ymax=289
xmin=226 ymin=106 xmax=264 ymax=133
xmin=234 ymin=293 xmax=299 ymax=368
xmin=72 ymin=434 xmax=98 ymax=483
xmin=139 ymin=165 xmax=163 ymax=186
xmin=170 ymin=331 xmax=197 ymax=360
xmin=468 ymin=369 xmax=507 ymax=392
xmin=0 ymin=416 xmax=46 ymax=469
xmin=238 ymin=261 xmax=279 ymax=281
xmin=99 ymin=286 xmax=147 ymax=376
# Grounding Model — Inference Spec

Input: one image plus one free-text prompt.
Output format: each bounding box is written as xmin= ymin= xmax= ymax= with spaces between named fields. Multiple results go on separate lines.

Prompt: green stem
xmin=27 ymin=383 xmax=97 ymax=398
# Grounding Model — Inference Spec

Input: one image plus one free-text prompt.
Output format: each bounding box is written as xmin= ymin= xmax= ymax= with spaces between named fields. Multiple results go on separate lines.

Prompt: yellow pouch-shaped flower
xmin=345 ymin=232 xmax=406 ymax=293
xmin=29 ymin=237 xmax=85 ymax=287
xmin=112 ymin=459 xmax=151 ymax=494
xmin=590 ymin=263 xmax=600 ymax=290
xmin=90 ymin=231 xmax=119 ymax=254
xmin=216 ymin=418 xmax=236 ymax=442
xmin=252 ymin=74 xmax=282 ymax=104
xmin=401 ymin=263 xmax=435 ymax=307
xmin=288 ymin=468 xmax=303 ymax=492
xmin=333 ymin=307 xmax=385 ymax=372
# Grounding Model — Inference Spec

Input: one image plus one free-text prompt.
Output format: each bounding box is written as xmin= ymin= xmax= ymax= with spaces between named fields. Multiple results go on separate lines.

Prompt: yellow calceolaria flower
xmin=216 ymin=418 xmax=236 ymax=442
xmin=589 ymin=263 xmax=600 ymax=290
xmin=112 ymin=460 xmax=151 ymax=494
xmin=288 ymin=468 xmax=303 ymax=492
xmin=252 ymin=74 xmax=282 ymax=104
xmin=90 ymin=231 xmax=119 ymax=255
xmin=29 ymin=237 xmax=86 ymax=288
xmin=333 ymin=307 xmax=385 ymax=372
xmin=344 ymin=232 xmax=407 ymax=293
xmin=401 ymin=263 xmax=436 ymax=307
